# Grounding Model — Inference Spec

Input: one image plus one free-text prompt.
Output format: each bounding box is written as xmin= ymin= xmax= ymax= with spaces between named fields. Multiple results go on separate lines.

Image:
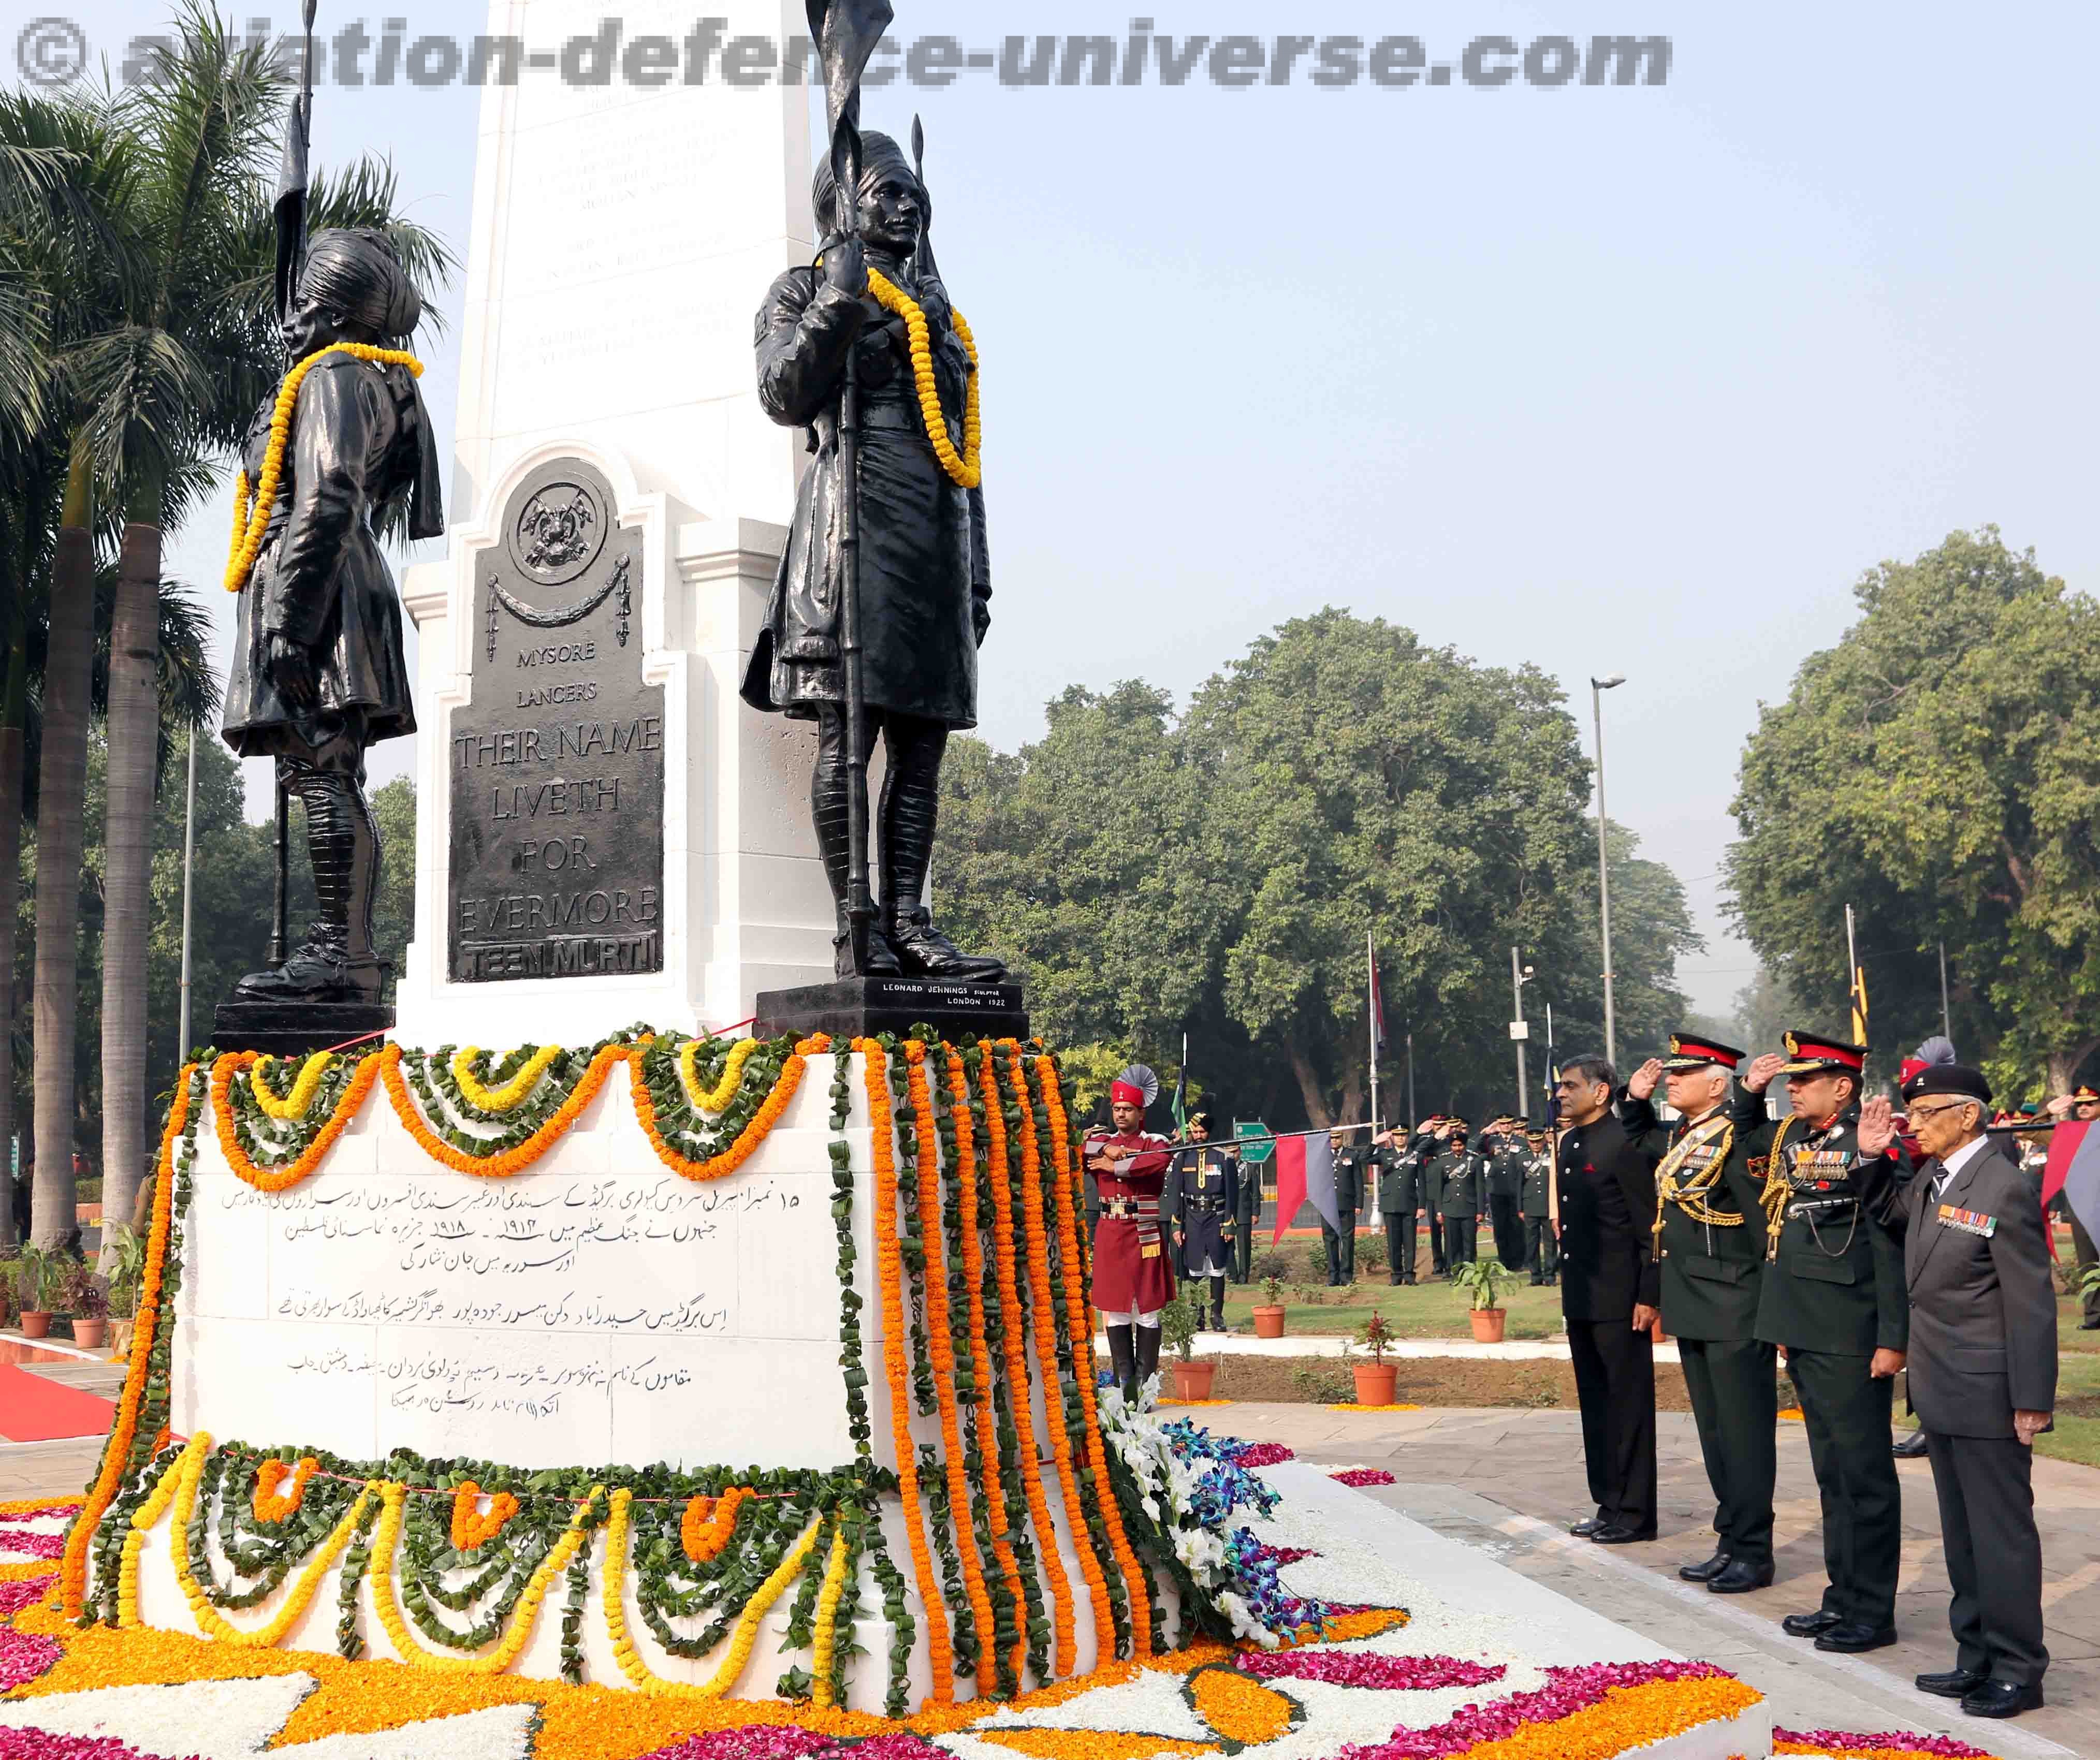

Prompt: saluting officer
xmin=1623 ymin=1036 xmax=1776 ymax=1595
xmin=1739 ymin=1032 xmax=1908 ymax=1655
xmin=1375 ymin=1123 xmax=1432 ymax=1285
xmin=1421 ymin=1118 xmax=1451 ymax=1274
xmin=1328 ymin=1132 xmax=1367 ymax=1284
xmin=1166 ymin=1110 xmax=1239 ymax=1331
xmin=1436 ymin=1122 xmax=1487 ymax=1267
xmin=1521 ymin=1127 xmax=1558 ymax=1285
xmin=1480 ymin=1119 xmax=1530 ymax=1269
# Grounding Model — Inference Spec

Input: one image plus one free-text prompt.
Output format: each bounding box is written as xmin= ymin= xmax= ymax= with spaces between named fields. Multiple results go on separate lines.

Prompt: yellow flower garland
xmin=223 ymin=341 xmax=424 ymax=594
xmin=809 ymin=1521 xmax=855 ymax=1709
xmin=865 ymin=267 xmax=982 ymax=490
xmin=250 ymin=1051 xmax=336 ymax=1121
xmin=366 ymin=1480 xmax=599 ymax=1672
xmin=452 ymin=1044 xmax=566 ymax=1113
xmin=117 ymin=1436 xmax=209 ymax=1627
xmin=602 ymin=1487 xmax=822 ymax=1698
xmin=678 ymin=1036 xmax=758 ymax=1113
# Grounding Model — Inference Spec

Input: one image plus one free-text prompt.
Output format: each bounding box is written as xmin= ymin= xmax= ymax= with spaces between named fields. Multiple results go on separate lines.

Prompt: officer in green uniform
xmin=1622 ymin=1035 xmax=1776 ymax=1595
xmin=1420 ymin=1118 xmax=1452 ymax=1273
xmin=1436 ymin=1125 xmax=1486 ymax=1266
xmin=1479 ymin=1118 xmax=1530 ymax=1268
xmin=1325 ymin=1132 xmax=1366 ymax=1284
xmin=1231 ymin=1130 xmax=1260 ymax=1281
xmin=1375 ymin=1124 xmax=1432 ymax=1284
xmin=1166 ymin=1111 xmax=1239 ymax=1330
xmin=1521 ymin=1128 xmax=1558 ymax=1284
xmin=1739 ymin=1032 xmax=1908 ymax=1654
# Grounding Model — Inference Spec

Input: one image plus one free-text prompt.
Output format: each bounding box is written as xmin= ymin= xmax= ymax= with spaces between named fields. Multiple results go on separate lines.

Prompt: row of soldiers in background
xmin=1558 ymin=1028 xmax=2061 ymax=1724
xmin=1345 ymin=1118 xmax=1558 ymax=1286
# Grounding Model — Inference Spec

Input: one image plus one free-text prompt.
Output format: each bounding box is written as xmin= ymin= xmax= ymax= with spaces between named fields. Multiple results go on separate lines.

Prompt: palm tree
xmin=19 ymin=5 xmax=450 ymax=1246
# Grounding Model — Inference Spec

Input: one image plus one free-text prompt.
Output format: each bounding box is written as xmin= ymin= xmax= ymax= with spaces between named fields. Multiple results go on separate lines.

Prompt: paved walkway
xmin=1220 ymin=1402 xmax=2095 ymax=1756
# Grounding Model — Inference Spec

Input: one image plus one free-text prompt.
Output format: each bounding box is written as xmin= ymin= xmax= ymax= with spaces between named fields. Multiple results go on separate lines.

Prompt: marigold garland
xmin=856 ymin=1039 xmax=955 ymax=1704
xmin=224 ymin=342 xmax=425 ymax=593
xmin=62 ymin=1063 xmax=194 ymax=1618
xmin=1034 ymin=1053 xmax=1152 ymax=1658
xmin=603 ymin=1487 xmax=821 ymax=1698
xmin=451 ymin=1045 xmax=565 ymax=1113
xmin=367 ymin=1480 xmax=596 ymax=1673
xmin=1001 ymin=1046 xmax=1115 ymax=1668
xmin=680 ymin=1488 xmax=753 ymax=1565
xmin=679 ymin=1036 xmax=759 ymax=1113
xmin=215 ymin=1049 xmax=381 ymax=1192
xmin=252 ymin=1458 xmax=320 ymax=1523
xmin=905 ymin=1045 xmax=999 ymax=1683
xmin=975 ymin=1042 xmax=1071 ymax=1680
xmin=865 ymin=268 xmax=982 ymax=490
xmin=945 ymin=1048 xmax=1028 ymax=1690
xmin=450 ymin=1482 xmax=522 ymax=1551
xmin=808 ymin=1521 xmax=855 ymax=1710
xmin=633 ymin=1040 xmax=820 ymax=1182
xmin=250 ymin=1051 xmax=336 ymax=1121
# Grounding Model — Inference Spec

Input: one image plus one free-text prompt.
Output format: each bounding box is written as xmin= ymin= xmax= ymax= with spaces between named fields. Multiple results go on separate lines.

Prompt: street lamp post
xmin=1510 ymin=948 xmax=1534 ymax=1120
xmin=1591 ymin=676 xmax=1626 ymax=1065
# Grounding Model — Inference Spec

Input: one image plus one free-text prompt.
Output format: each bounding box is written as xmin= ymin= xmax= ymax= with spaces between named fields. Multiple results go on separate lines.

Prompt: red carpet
xmin=0 ymin=1363 xmax=116 ymax=1442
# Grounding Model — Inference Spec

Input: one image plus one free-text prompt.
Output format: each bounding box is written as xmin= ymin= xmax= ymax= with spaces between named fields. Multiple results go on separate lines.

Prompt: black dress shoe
xmin=1915 ymin=1667 xmax=1988 ymax=1698
xmin=1708 ymin=1559 xmax=1774 ymax=1594
xmin=1892 ymin=1430 xmax=1930 ymax=1459
xmin=1589 ymin=1523 xmax=1657 ymax=1545
xmin=2082 ymin=1316 xmax=2100 ymax=1331
xmin=1816 ymin=1622 xmax=1898 ymax=1653
xmin=1782 ymin=1609 xmax=1843 ymax=1638
xmin=1569 ymin=1515 xmax=1604 ymax=1538
xmin=1960 ymin=1679 xmax=2043 ymax=1718
xmin=1677 ymin=1550 xmax=1731 ymax=1583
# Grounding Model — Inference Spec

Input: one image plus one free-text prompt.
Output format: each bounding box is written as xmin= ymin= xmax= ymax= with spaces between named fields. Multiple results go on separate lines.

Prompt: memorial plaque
xmin=449 ymin=458 xmax=665 ymax=984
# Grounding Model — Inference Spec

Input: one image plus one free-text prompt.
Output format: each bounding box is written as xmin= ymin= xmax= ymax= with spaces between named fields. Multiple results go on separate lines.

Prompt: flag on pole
xmin=2043 ymin=1121 xmax=2100 ymax=1234
xmin=1171 ymin=1033 xmax=1188 ymax=1135
xmin=1369 ymin=952 xmax=1387 ymax=1062
xmin=1272 ymin=1132 xmax=1338 ymax=1244
xmin=806 ymin=0 xmax=895 ymax=138
xmin=1849 ymin=963 xmax=1870 ymax=1049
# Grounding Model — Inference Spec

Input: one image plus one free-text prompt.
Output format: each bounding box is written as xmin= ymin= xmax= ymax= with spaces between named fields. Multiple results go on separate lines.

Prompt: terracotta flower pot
xmin=19 ymin=1312 xmax=51 ymax=1340
xmin=72 ymin=1317 xmax=108 ymax=1350
xmin=1352 ymin=1362 xmax=1398 ymax=1406
xmin=1468 ymin=1307 xmax=1507 ymax=1344
xmin=1173 ymin=1359 xmax=1217 ymax=1401
xmin=1252 ymin=1304 xmax=1287 ymax=1340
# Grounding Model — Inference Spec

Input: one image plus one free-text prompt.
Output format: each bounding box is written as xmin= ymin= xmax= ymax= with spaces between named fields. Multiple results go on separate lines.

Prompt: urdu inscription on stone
xmin=449 ymin=457 xmax=666 ymax=983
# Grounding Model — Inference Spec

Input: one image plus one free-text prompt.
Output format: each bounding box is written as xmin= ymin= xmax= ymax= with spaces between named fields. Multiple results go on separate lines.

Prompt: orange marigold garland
xmin=857 ymin=1037 xmax=956 ymax=1704
xmin=946 ymin=1046 xmax=1029 ymax=1692
xmin=905 ymin=1043 xmax=1000 ymax=1684
xmin=631 ymin=1038 xmax=821 ymax=1181
xmin=252 ymin=1458 xmax=320 ymax=1524
xmin=450 ymin=1482 xmax=522 ymax=1550
xmin=63 ymin=1062 xmax=197 ymax=1618
xmin=1000 ymin=1045 xmax=1117 ymax=1669
xmin=976 ymin=1041 xmax=1074 ymax=1679
xmin=1034 ymin=1052 xmax=1154 ymax=1657
xmin=680 ymin=1487 xmax=752 ymax=1564
xmin=215 ymin=1048 xmax=381 ymax=1193
xmin=380 ymin=1042 xmax=625 ymax=1179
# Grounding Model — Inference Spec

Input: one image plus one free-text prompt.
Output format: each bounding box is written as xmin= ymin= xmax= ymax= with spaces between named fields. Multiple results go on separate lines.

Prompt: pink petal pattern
xmin=1242 ymin=1652 xmax=1506 ymax=1691
xmin=1329 ymin=1469 xmax=1396 ymax=1487
xmin=0 ymin=1574 xmax=55 ymax=1618
xmin=0 ymin=1625 xmax=64 ymax=1691
xmin=0 ymin=1529 xmax=67 ymax=1561
xmin=1774 ymin=1732 xmax=1997 ymax=1759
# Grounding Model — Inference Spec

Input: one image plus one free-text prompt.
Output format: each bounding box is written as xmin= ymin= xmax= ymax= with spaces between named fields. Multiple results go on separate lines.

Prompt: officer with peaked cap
xmin=1623 ymin=1035 xmax=1776 ymax=1594
xmin=1521 ymin=1127 xmax=1558 ymax=1284
xmin=1889 ymin=1063 xmax=2055 ymax=1720
xmin=1166 ymin=1109 xmax=1239 ymax=1330
xmin=1737 ymin=1031 xmax=1908 ymax=1654
xmin=1082 ymin=1065 xmax=1175 ymax=1402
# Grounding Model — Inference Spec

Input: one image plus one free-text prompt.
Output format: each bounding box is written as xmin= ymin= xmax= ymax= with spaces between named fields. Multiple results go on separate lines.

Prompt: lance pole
xmin=834 ymin=123 xmax=874 ymax=973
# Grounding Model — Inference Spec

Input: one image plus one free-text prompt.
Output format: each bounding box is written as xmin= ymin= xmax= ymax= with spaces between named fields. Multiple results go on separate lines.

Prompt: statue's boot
xmin=1106 ymin=1323 xmax=1137 ymax=1406
xmin=812 ymin=738 xmax=901 ymax=979
xmin=1134 ymin=1323 xmax=1162 ymax=1403
xmin=232 ymin=767 xmax=385 ymax=1004
xmin=879 ymin=745 xmax=1008 ymax=982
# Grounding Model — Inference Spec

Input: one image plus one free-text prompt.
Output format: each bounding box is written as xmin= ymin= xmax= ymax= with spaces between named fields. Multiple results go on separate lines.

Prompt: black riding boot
xmin=812 ymin=708 xmax=901 ymax=978
xmin=1134 ymin=1323 xmax=1162 ymax=1402
xmin=877 ymin=715 xmax=1009 ymax=982
xmin=1106 ymin=1324 xmax=1136 ymax=1405
xmin=233 ymin=762 xmax=384 ymax=1002
xmin=1209 ymin=1274 xmax=1227 ymax=1332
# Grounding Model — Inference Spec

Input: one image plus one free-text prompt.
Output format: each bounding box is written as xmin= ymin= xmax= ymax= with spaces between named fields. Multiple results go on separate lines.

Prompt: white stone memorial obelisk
xmin=394 ymin=0 xmax=835 ymax=1048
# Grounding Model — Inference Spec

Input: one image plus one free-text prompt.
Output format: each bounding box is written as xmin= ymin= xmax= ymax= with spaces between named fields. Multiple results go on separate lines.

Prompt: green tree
xmin=1727 ymin=529 xmax=2100 ymax=1098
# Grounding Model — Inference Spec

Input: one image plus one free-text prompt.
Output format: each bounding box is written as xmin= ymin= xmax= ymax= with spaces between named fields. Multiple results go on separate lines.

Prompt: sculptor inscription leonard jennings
xmin=449 ymin=458 xmax=666 ymax=984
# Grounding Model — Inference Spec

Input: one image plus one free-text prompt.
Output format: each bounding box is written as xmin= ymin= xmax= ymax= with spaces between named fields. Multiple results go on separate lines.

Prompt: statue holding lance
xmin=741 ymin=0 xmax=1007 ymax=983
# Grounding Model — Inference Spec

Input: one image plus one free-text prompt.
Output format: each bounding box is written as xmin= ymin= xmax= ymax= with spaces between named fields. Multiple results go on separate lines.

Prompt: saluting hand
xmin=1627 ymin=1059 xmax=1665 ymax=1101
xmin=1743 ymin=1053 xmax=1787 ymax=1095
xmin=1857 ymin=1096 xmax=1898 ymax=1160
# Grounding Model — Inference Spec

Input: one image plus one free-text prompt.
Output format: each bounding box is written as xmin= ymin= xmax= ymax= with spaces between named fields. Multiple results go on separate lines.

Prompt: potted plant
xmin=1161 ymin=1289 xmax=1213 ymax=1400
xmin=14 ymin=1243 xmax=53 ymax=1339
xmin=104 ymin=1225 xmax=146 ymax=1355
xmin=64 ymin=1260 xmax=110 ymax=1351
xmin=1451 ymin=1257 xmax=1513 ymax=1343
xmin=1251 ymin=1253 xmax=1289 ymax=1339
xmin=1352 ymin=1309 xmax=1399 ymax=1405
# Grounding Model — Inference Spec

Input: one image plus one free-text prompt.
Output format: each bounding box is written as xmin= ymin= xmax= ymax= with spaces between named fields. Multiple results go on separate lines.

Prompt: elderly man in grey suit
xmin=1882 ymin=1062 xmax=2057 ymax=1721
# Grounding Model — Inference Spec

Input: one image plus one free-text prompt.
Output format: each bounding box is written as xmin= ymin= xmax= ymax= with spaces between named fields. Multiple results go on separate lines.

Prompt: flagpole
xmin=1845 ymin=903 xmax=1863 ymax=1043
xmin=1406 ymin=1029 xmax=1416 ymax=1133
xmin=1367 ymin=931 xmax=1380 ymax=1134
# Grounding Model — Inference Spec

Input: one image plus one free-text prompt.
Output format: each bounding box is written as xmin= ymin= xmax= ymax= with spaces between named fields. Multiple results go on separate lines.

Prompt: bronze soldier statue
xmin=742 ymin=131 xmax=1007 ymax=983
xmin=221 ymin=228 xmax=441 ymax=1004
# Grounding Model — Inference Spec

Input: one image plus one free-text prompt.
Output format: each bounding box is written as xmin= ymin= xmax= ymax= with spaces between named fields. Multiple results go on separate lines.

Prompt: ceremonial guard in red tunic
xmin=1083 ymin=1064 xmax=1175 ymax=1402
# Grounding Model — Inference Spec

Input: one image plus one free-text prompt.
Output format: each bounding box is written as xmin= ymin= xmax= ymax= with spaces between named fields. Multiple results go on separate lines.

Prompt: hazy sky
xmin=66 ymin=1 xmax=2099 ymax=1018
